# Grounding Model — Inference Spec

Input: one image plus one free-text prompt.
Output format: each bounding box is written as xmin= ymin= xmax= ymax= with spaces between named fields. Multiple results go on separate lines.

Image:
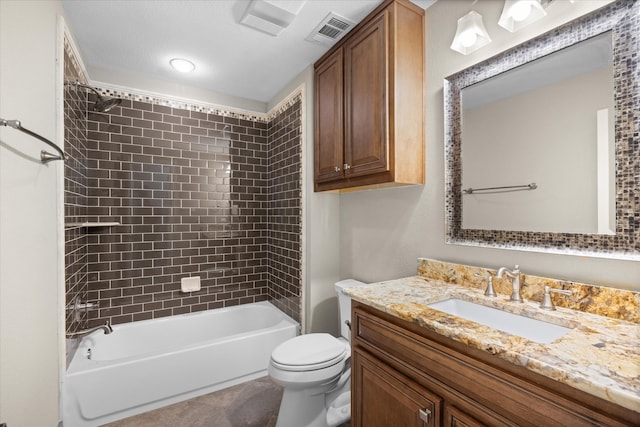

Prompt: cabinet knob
xmin=334 ymin=166 xmax=341 ymax=172
xmin=343 ymin=163 xmax=351 ymax=170
xmin=419 ymin=408 xmax=431 ymax=423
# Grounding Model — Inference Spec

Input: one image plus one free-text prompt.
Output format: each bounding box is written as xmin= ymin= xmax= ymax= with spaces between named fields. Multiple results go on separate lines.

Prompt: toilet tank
xmin=335 ymin=279 xmax=365 ymax=340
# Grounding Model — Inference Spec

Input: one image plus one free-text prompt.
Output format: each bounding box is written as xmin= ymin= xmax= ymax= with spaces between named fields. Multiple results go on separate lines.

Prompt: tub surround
xmin=64 ymin=36 xmax=91 ymax=340
xmin=345 ymin=259 xmax=640 ymax=414
xmin=81 ymin=93 xmax=302 ymax=326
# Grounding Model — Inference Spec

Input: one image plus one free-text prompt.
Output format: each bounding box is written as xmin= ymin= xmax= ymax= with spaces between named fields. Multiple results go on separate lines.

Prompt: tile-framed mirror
xmin=444 ymin=0 xmax=639 ymax=260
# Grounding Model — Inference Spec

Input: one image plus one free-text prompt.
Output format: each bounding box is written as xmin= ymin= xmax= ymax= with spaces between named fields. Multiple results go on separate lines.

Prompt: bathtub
xmin=63 ymin=301 xmax=299 ymax=427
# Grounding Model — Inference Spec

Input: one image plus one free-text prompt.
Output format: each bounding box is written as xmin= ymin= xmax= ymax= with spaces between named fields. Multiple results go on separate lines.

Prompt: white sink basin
xmin=427 ymin=298 xmax=571 ymax=344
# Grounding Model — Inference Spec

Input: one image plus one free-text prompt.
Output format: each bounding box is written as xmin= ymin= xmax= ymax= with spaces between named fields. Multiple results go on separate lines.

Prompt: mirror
xmin=445 ymin=0 xmax=639 ymax=260
xmin=462 ymin=32 xmax=614 ymax=235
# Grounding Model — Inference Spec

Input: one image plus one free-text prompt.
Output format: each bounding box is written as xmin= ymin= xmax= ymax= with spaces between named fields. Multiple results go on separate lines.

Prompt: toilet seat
xmin=271 ymin=333 xmax=348 ymax=372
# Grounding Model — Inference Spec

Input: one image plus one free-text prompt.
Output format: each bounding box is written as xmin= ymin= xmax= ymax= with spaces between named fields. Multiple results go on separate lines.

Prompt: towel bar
xmin=1 ymin=118 xmax=66 ymax=163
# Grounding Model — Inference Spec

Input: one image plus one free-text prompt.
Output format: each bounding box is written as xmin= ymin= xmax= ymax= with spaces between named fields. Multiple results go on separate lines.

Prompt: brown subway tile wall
xmin=64 ymin=33 xmax=303 ymax=333
xmin=267 ymin=101 xmax=302 ymax=320
xmin=80 ymin=94 xmax=302 ymax=326
xmin=64 ymin=45 xmax=90 ymax=338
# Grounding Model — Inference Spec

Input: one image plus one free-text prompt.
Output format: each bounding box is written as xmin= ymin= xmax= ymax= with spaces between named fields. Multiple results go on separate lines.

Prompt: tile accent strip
xmin=91 ymin=82 xmax=304 ymax=125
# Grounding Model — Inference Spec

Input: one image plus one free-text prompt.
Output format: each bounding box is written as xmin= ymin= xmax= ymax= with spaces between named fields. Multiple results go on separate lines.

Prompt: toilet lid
xmin=271 ymin=333 xmax=348 ymax=371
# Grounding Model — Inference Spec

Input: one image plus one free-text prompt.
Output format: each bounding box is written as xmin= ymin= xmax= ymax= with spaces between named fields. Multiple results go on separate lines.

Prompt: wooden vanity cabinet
xmin=351 ymin=301 xmax=640 ymax=427
xmin=354 ymin=349 xmax=442 ymax=427
xmin=314 ymin=0 xmax=424 ymax=192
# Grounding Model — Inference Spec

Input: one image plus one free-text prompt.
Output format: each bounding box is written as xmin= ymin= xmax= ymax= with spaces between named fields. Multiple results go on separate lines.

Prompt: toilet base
xmin=276 ymin=388 xmax=328 ymax=427
xmin=326 ymin=390 xmax=350 ymax=427
xmin=274 ymin=375 xmax=350 ymax=427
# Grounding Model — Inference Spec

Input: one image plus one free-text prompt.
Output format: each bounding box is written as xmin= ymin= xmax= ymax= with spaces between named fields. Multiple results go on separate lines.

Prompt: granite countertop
xmin=345 ymin=276 xmax=640 ymax=413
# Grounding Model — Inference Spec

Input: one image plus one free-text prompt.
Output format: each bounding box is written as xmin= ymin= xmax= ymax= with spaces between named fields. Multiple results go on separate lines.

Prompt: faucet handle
xmin=475 ymin=273 xmax=497 ymax=297
xmin=513 ymin=265 xmax=520 ymax=273
xmin=540 ymin=286 xmax=572 ymax=310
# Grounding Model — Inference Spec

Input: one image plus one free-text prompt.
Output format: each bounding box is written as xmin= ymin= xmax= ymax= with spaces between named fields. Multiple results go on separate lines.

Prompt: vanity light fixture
xmin=450 ymin=10 xmax=492 ymax=55
xmin=498 ymin=0 xmax=548 ymax=32
xmin=170 ymin=58 xmax=196 ymax=73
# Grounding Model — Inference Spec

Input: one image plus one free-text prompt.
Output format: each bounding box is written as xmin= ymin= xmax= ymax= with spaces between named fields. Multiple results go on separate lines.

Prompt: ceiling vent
xmin=306 ymin=12 xmax=355 ymax=46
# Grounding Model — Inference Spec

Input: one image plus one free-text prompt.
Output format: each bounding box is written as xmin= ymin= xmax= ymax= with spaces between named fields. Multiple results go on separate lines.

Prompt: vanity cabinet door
xmin=443 ymin=405 xmax=483 ymax=427
xmin=443 ymin=404 xmax=514 ymax=427
xmin=353 ymin=348 xmax=441 ymax=427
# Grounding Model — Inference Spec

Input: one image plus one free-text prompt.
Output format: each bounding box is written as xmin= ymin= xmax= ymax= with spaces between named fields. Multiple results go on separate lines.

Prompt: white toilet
xmin=269 ymin=279 xmax=364 ymax=427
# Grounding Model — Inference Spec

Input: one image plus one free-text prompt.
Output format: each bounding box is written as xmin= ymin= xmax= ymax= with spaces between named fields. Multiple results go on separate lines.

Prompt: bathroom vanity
xmin=346 ymin=261 xmax=640 ymax=426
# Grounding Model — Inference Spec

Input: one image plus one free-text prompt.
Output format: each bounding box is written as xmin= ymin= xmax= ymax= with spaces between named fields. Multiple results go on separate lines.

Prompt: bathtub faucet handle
xmin=76 ymin=300 xmax=100 ymax=310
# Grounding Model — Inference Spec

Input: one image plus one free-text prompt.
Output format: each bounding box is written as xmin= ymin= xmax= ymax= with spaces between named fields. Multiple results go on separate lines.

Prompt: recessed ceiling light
xmin=170 ymin=58 xmax=195 ymax=73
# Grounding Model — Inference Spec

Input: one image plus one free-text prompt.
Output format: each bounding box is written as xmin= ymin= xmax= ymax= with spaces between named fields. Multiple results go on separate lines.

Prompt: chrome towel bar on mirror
xmin=463 ymin=182 xmax=537 ymax=195
xmin=1 ymin=118 xmax=66 ymax=163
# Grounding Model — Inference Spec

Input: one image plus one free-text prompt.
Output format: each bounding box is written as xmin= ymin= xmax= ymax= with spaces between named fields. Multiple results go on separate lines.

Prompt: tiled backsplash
xmin=63 ymin=41 xmax=303 ymax=331
xmin=418 ymin=258 xmax=640 ymax=323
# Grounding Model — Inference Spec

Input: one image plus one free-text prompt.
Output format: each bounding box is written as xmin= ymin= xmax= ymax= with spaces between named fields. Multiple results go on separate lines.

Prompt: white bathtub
xmin=63 ymin=301 xmax=299 ymax=427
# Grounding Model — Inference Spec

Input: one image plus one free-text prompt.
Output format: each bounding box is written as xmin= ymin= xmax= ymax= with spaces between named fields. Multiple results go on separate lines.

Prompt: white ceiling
xmin=61 ymin=0 xmax=423 ymax=104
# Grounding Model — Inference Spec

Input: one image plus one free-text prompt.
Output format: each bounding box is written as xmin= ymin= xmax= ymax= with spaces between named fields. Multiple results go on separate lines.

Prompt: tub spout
xmin=67 ymin=321 xmax=113 ymax=339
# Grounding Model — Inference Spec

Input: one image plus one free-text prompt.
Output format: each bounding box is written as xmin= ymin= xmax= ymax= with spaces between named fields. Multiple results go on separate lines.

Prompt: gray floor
xmin=102 ymin=377 xmax=283 ymax=427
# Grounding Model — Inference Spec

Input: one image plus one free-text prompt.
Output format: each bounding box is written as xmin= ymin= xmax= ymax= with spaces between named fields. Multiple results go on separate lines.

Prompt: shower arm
xmin=1 ymin=118 xmax=66 ymax=163
xmin=67 ymin=81 xmax=122 ymax=113
xmin=72 ymin=81 xmax=102 ymax=98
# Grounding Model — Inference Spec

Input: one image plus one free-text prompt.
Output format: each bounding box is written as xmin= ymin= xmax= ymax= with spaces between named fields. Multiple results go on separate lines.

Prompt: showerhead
xmin=66 ymin=81 xmax=122 ymax=113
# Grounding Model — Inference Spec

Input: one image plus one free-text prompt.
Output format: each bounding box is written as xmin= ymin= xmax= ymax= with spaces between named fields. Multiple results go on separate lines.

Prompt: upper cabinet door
xmin=314 ymin=48 xmax=345 ymax=184
xmin=344 ymin=11 xmax=389 ymax=178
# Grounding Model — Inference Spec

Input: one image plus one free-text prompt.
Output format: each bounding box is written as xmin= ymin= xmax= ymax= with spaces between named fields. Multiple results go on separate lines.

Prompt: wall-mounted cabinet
xmin=314 ymin=0 xmax=424 ymax=192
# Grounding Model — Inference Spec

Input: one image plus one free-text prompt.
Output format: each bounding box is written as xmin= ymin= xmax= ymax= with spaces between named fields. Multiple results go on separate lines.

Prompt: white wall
xmin=339 ymin=0 xmax=640 ymax=291
xmin=0 ymin=1 xmax=64 ymax=425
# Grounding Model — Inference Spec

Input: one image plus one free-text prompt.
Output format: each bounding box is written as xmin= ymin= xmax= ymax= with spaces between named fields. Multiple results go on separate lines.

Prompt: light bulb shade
xmin=498 ymin=0 xmax=547 ymax=32
xmin=450 ymin=11 xmax=492 ymax=55
xmin=170 ymin=58 xmax=196 ymax=73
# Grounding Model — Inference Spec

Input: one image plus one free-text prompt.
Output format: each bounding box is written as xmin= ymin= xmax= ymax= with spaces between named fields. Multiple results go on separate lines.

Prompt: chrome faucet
xmin=496 ymin=265 xmax=524 ymax=302
xmin=66 ymin=321 xmax=113 ymax=339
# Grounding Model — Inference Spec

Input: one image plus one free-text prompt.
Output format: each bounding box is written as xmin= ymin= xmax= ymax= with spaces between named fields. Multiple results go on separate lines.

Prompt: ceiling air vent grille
xmin=327 ymin=17 xmax=351 ymax=31
xmin=318 ymin=25 xmax=342 ymax=39
xmin=306 ymin=12 xmax=355 ymax=46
